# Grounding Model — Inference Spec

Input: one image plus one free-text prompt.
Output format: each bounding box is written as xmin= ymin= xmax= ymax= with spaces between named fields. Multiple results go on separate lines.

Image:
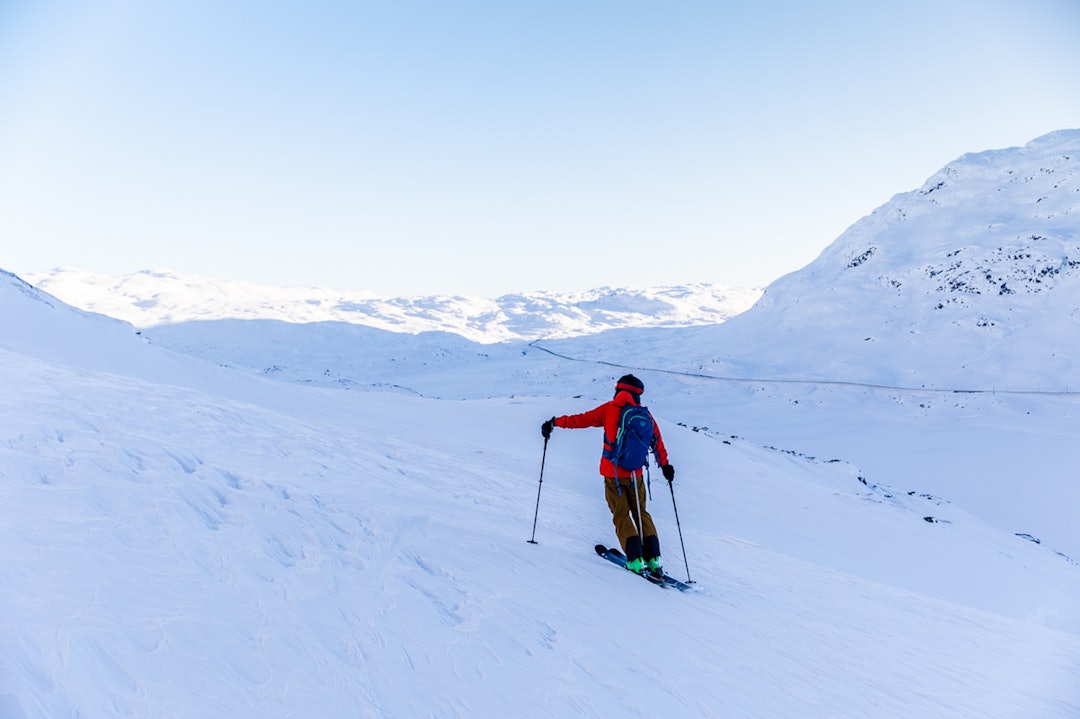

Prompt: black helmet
xmin=615 ymin=374 xmax=644 ymax=396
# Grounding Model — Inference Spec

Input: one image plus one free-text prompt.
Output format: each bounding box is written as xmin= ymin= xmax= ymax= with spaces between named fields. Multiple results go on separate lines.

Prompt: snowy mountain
xmin=4 ymin=130 xmax=1080 ymax=717
xmin=24 ymin=268 xmax=762 ymax=343
xmin=672 ymin=129 xmax=1080 ymax=391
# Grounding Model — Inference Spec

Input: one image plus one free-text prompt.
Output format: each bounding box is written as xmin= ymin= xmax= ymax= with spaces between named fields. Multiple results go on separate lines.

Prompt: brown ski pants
xmin=604 ymin=473 xmax=657 ymax=558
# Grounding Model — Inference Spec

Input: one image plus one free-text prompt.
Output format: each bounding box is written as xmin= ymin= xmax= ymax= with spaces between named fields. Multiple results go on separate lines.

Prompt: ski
xmin=594 ymin=544 xmax=664 ymax=586
xmin=594 ymin=544 xmax=695 ymax=591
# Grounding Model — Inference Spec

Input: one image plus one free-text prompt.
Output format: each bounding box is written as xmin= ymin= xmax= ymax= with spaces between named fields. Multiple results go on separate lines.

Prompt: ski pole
xmin=631 ymin=469 xmax=646 ymax=553
xmin=668 ymin=478 xmax=693 ymax=583
xmin=527 ymin=436 xmax=549 ymax=544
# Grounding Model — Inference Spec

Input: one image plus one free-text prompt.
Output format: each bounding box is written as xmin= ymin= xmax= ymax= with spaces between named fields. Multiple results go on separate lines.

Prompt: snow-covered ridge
xmin=671 ymin=129 xmax=1080 ymax=391
xmin=24 ymin=268 xmax=762 ymax=343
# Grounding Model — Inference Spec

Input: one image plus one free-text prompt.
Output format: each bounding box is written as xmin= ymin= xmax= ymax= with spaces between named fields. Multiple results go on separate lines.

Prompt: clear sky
xmin=2 ymin=0 xmax=1079 ymax=297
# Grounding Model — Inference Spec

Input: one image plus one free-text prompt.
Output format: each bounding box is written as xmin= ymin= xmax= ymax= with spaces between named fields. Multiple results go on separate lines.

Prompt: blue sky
xmin=2 ymin=0 xmax=1078 ymax=297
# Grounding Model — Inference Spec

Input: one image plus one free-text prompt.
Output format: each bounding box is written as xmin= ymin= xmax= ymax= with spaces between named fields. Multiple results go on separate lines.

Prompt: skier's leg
xmin=635 ymin=477 xmax=662 ymax=571
xmin=604 ymin=476 xmax=641 ymax=559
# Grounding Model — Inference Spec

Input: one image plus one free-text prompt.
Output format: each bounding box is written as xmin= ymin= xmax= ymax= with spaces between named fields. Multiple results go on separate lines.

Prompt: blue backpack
xmin=603 ymin=404 xmax=656 ymax=471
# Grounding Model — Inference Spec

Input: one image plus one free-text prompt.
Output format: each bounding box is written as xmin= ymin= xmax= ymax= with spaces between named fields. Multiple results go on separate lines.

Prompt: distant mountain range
xmin=23 ymin=269 xmax=762 ymax=343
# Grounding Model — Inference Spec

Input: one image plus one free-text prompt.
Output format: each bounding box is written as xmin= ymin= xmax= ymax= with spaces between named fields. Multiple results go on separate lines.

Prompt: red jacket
xmin=554 ymin=390 xmax=669 ymax=478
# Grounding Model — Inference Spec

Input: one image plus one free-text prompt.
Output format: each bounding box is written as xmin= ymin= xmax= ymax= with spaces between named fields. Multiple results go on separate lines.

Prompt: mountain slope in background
xmin=24 ymin=268 xmax=761 ymax=343
xmin=681 ymin=129 xmax=1080 ymax=390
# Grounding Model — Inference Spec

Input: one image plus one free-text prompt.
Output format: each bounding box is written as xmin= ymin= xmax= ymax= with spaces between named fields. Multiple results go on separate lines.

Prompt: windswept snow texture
xmin=4 ymin=130 xmax=1080 ymax=717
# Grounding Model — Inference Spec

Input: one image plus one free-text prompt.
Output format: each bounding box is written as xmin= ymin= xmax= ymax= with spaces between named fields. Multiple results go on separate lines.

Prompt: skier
xmin=541 ymin=374 xmax=675 ymax=575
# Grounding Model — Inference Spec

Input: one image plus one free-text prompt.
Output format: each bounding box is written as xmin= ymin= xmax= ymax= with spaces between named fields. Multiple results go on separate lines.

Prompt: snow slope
xmin=24 ymin=268 xmax=761 ymax=343
xmin=3 ymin=274 xmax=1080 ymax=717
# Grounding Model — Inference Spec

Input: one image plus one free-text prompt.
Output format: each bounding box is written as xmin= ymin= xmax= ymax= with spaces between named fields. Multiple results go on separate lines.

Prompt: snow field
xmin=2 ymin=345 xmax=1079 ymax=717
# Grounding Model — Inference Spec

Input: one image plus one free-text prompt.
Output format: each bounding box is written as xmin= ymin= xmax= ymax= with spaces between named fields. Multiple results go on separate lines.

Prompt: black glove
xmin=662 ymin=464 xmax=675 ymax=482
xmin=541 ymin=417 xmax=555 ymax=439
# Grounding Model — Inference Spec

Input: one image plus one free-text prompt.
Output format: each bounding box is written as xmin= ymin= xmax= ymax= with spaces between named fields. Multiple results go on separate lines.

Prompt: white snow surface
xmin=4 ymin=130 xmax=1080 ymax=717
